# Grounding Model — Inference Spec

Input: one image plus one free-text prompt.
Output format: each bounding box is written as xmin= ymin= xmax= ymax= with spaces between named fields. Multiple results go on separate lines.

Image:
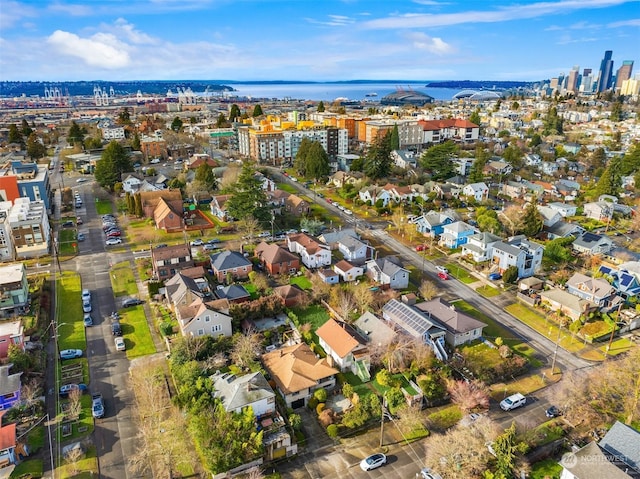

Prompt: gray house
xmin=365 ymin=257 xmax=410 ymax=290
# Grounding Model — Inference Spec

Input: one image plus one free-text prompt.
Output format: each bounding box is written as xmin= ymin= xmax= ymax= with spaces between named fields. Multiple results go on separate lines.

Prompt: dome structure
xmin=380 ymin=89 xmax=434 ymax=106
xmin=453 ymin=90 xmax=502 ymax=101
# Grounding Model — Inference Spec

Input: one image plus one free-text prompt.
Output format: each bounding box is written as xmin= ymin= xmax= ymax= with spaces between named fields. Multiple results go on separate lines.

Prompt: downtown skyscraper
xmin=596 ymin=50 xmax=614 ymax=93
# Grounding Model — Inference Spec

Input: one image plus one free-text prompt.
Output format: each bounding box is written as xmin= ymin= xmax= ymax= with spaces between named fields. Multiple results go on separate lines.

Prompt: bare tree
xmin=352 ymin=282 xmax=374 ymax=314
xmin=231 ymin=330 xmax=262 ymax=369
xmin=395 ymin=403 xmax=425 ymax=436
xmin=67 ymin=389 xmax=82 ymax=420
xmin=446 ymin=379 xmax=490 ymax=413
xmin=335 ymin=289 xmax=357 ymax=321
xmin=500 ymin=205 xmax=523 ymax=236
xmin=64 ymin=445 xmax=84 ymax=476
xmin=410 ymin=339 xmax=435 ymax=371
xmin=21 ymin=378 xmax=41 ymax=415
xmin=383 ymin=336 xmax=414 ymax=373
xmin=309 ymin=270 xmax=332 ymax=301
xmin=220 ymin=165 xmax=241 ymax=190
xmin=249 ymin=271 xmax=270 ymax=292
xmin=244 ymin=466 xmax=266 ymax=479
xmin=238 ymin=215 xmax=261 ymax=241
xmin=419 ymin=280 xmax=438 ymax=301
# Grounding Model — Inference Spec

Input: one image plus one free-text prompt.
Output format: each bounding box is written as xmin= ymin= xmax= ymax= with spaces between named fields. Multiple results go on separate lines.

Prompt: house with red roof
xmin=316 ymin=318 xmax=371 ymax=381
xmin=418 ymin=118 xmax=479 ymax=143
xmin=255 ymin=242 xmax=300 ymax=275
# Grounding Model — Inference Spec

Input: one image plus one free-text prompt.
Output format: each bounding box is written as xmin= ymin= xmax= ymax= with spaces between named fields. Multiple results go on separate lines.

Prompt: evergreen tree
xmin=68 ymin=121 xmax=86 ymax=146
xmin=305 ymin=141 xmax=330 ymax=179
xmin=252 ymin=104 xmax=263 ymax=117
xmin=469 ymin=109 xmax=481 ymax=126
xmin=134 ymin=193 xmax=143 ymax=217
xmin=317 ymin=101 xmax=325 ymax=112
xmin=215 ymin=113 xmax=228 ymax=128
xmin=21 ymin=119 xmax=33 ymax=138
xmin=170 ymin=117 xmax=183 ymax=132
xmin=363 ymin=131 xmax=393 ymax=179
xmin=468 ymin=145 xmax=489 ymax=182
xmin=610 ymin=101 xmax=623 ymax=122
xmin=620 ymin=143 xmax=640 ymax=175
xmin=195 ymin=163 xmax=216 ymax=190
xmin=84 ymin=136 xmax=103 ymax=150
xmin=8 ymin=124 xmax=23 ymax=146
xmin=594 ymin=157 xmax=622 ymax=197
xmin=95 ymin=141 xmax=132 ymax=190
xmin=390 ymin=124 xmax=400 ymax=151
xmin=502 ymin=144 xmax=523 ymax=169
xmin=26 ymin=133 xmax=46 ymax=159
xmin=226 ymin=163 xmax=270 ymax=223
xmin=521 ymin=202 xmax=544 ymax=237
xmin=294 ymin=138 xmax=313 ymax=177
xmin=228 ymin=104 xmax=241 ymax=122
xmin=542 ymin=106 xmax=563 ymax=135
xmin=419 ymin=141 xmax=457 ymax=181
xmin=350 ymin=156 xmax=364 ymax=172
xmin=125 ymin=192 xmax=133 ymax=213
xmin=131 ymin=132 xmax=141 ymax=151
xmin=492 ymin=423 xmax=528 ymax=478
xmin=117 ymin=107 xmax=132 ymax=125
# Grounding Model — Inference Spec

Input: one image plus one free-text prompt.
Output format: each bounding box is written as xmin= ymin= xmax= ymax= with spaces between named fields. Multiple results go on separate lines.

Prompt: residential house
xmin=176 ymin=296 xmax=232 ymax=338
xmin=0 ymin=410 xmax=29 ymax=472
xmin=187 ymin=154 xmax=218 ymax=171
xmin=318 ymin=228 xmax=358 ymax=250
xmin=383 ymin=183 xmax=415 ymax=203
xmin=461 ymin=232 xmax=501 ymax=262
xmin=317 ymin=319 xmax=371 ymax=382
xmin=287 ymin=233 xmax=331 ymax=269
xmin=285 ymin=194 xmax=309 ymax=216
xmin=151 ymin=244 xmax=193 ymax=280
xmin=598 ymin=265 xmax=640 ymax=300
xmin=411 ymin=211 xmax=455 ymax=236
xmin=583 ymin=201 xmax=614 ymax=222
xmin=8 ymin=198 xmax=51 ymax=259
xmin=0 ymin=264 xmax=29 ymax=317
xmin=462 ymin=182 xmax=489 ymax=202
xmin=491 ymin=235 xmax=544 ymax=278
xmin=354 ymin=311 xmax=398 ymax=348
xmin=153 ymin=197 xmax=185 ymax=232
xmin=215 ymin=284 xmax=251 ymax=304
xmin=524 ymin=153 xmax=542 ymax=167
xmin=139 ymin=189 xmax=183 ymax=219
xmin=391 ymin=150 xmax=418 ymax=169
xmin=547 ymin=202 xmax=578 ymax=218
xmin=541 ymin=161 xmax=560 ymax=176
xmin=272 ymin=284 xmax=306 ymax=308
xmin=0 ymin=203 xmax=15 ymax=262
xmin=545 ymin=221 xmax=586 ymax=240
xmin=0 ymin=365 xmax=21 ymax=411
xmin=484 ymin=160 xmax=512 ymax=177
xmin=537 ymin=205 xmax=563 ymax=227
xmin=439 ymin=221 xmax=477 ymax=249
xmin=122 ymin=174 xmax=144 ymax=194
xmin=365 ymin=257 xmax=410 ymax=290
xmin=432 ymin=182 xmax=462 ymax=200
xmin=566 ymin=273 xmax=615 ymax=308
xmin=381 ymin=299 xmax=448 ymax=360
xmin=560 ymin=421 xmax=640 ymax=479
xmin=572 ymin=232 xmax=614 ymax=255
xmin=414 ymin=298 xmax=487 ymax=347
xmin=326 ymin=171 xmax=363 ymax=188
xmin=418 ymin=118 xmax=479 ymax=143
xmin=337 ymin=235 xmax=373 ymax=264
xmin=539 ymin=288 xmax=592 ymax=321
xmin=209 ymin=194 xmax=232 ymax=221
xmin=261 ymin=343 xmax=338 ymax=409
xmin=318 ymin=269 xmax=340 ymax=284
xmin=164 ymin=272 xmax=205 ymax=310
xmin=212 ymin=371 xmax=276 ymax=417
xmin=333 ymin=260 xmax=364 ymax=282
xmin=210 ymin=250 xmax=253 ymax=283
xmin=358 ymin=185 xmax=392 ymax=207
xmin=533 ymin=180 xmax=558 ymax=197
xmin=255 ymin=242 xmax=300 ymax=275
xmin=0 ymin=321 xmax=24 ymax=360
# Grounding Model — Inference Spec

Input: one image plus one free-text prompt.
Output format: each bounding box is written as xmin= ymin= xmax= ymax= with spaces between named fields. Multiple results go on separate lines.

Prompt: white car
xmin=81 ymin=289 xmax=91 ymax=302
xmin=344 ymin=209 xmax=353 ymax=215
xmin=114 ymin=337 xmax=126 ymax=351
xmin=360 ymin=453 xmax=387 ymax=471
xmin=150 ymin=158 xmax=161 ymax=164
xmin=105 ymin=238 xmax=122 ymax=245
xmin=436 ymin=266 xmax=449 ymax=274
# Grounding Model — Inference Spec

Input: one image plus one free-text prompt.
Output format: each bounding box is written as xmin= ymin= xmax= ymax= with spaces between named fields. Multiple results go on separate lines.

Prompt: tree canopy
xmin=363 ymin=131 xmax=393 ymax=179
xmin=252 ymin=104 xmax=263 ymax=117
xmin=317 ymin=101 xmax=325 ymax=112
xmin=521 ymin=202 xmax=544 ymax=237
xmin=67 ymin=121 xmax=86 ymax=146
xmin=294 ymin=139 xmax=330 ymax=179
xmin=390 ymin=124 xmax=400 ymax=151
xmin=26 ymin=133 xmax=46 ymax=159
xmin=94 ymin=141 xmax=133 ymax=190
xmin=419 ymin=141 xmax=458 ymax=181
xmin=194 ymin=162 xmax=217 ymax=190
xmin=228 ymin=104 xmax=241 ymax=122
xmin=225 ymin=163 xmax=270 ymax=223
xmin=170 ymin=117 xmax=183 ymax=132
xmin=594 ymin=156 xmax=622 ymax=197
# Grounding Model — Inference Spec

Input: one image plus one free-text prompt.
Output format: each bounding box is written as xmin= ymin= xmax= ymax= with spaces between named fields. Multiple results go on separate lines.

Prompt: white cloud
xmin=412 ymin=0 xmax=451 ymax=5
xmin=112 ymin=18 xmax=157 ymax=44
xmin=405 ymin=31 xmax=455 ymax=55
xmin=48 ymin=2 xmax=95 ymax=16
xmin=608 ymin=18 xmax=640 ymax=27
xmin=362 ymin=0 xmax=633 ymax=29
xmin=0 ymin=1 xmax=39 ymax=29
xmin=306 ymin=14 xmax=356 ymax=27
xmin=46 ymin=30 xmax=131 ymax=69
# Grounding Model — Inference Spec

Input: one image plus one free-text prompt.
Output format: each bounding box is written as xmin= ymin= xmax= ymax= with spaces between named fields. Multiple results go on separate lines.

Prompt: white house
xmin=583 ymin=201 xmax=614 ymax=222
xmin=365 ymin=257 xmax=410 ymax=290
xmin=537 ymin=205 xmax=562 ymax=227
xmin=287 ymin=233 xmax=331 ymax=269
xmin=547 ymin=202 xmax=578 ymax=218
xmin=337 ymin=236 xmax=372 ymax=264
xmin=176 ymin=297 xmax=233 ymax=338
xmin=122 ymin=174 xmax=144 ymax=194
xmin=333 ymin=260 xmax=364 ymax=282
xmin=462 ymin=182 xmax=489 ymax=202
xmin=358 ymin=186 xmax=392 ymax=207
xmin=211 ymin=371 xmax=276 ymax=417
xmin=391 ymin=150 xmax=417 ymax=169
xmin=461 ymin=232 xmax=501 ymax=262
xmin=491 ymin=235 xmax=544 ymax=278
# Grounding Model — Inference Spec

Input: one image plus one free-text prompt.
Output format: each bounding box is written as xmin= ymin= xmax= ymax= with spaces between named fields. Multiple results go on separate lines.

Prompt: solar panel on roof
xmin=620 ymin=274 xmax=633 ymax=287
xmin=599 ymin=266 xmax=612 ymax=275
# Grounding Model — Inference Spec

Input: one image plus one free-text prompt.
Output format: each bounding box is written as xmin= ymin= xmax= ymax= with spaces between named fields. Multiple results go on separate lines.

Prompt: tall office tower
xmin=567 ymin=66 xmax=580 ymax=93
xmin=615 ymin=61 xmax=634 ymax=89
xmin=550 ymin=77 xmax=559 ymax=90
xmin=596 ymin=50 xmax=614 ymax=92
xmin=580 ymin=74 xmax=594 ymax=93
xmin=583 ymin=68 xmax=592 ymax=77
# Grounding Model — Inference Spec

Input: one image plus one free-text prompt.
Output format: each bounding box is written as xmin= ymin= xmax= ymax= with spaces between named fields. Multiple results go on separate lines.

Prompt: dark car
xmin=59 ymin=383 xmax=87 ymax=397
xmin=546 ymin=405 xmax=562 ymax=418
xmin=122 ymin=298 xmax=144 ymax=308
xmin=488 ymin=273 xmax=502 ymax=280
xmin=206 ymin=238 xmax=221 ymax=244
xmin=62 ymin=220 xmax=74 ymax=228
xmin=111 ymin=321 xmax=122 ymax=336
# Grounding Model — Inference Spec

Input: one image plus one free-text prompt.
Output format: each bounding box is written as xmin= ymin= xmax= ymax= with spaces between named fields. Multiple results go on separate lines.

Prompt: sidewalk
xmin=131 ymin=258 xmax=166 ymax=353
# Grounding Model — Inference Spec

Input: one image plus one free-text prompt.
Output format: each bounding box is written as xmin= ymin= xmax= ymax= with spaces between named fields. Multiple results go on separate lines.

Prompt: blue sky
xmin=1 ymin=0 xmax=638 ymax=81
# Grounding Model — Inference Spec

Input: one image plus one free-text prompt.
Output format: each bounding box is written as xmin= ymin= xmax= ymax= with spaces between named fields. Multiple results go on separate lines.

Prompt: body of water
xmin=221 ymin=82 xmax=462 ymax=102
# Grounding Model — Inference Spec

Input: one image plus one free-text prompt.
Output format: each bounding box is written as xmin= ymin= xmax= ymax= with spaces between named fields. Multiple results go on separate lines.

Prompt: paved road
xmin=47 ymin=180 xmax=137 ymax=479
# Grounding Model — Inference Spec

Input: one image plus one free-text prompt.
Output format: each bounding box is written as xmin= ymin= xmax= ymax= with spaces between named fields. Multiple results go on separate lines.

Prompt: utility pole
xmin=550 ymin=322 xmax=562 ymax=374
xmin=605 ymin=303 xmax=622 ymax=357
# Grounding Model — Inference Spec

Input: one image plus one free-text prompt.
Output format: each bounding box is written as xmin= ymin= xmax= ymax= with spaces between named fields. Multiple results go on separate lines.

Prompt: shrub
xmin=313 ymin=388 xmax=328 ymax=403
xmin=289 ymin=413 xmax=302 ymax=431
xmin=326 ymin=424 xmax=339 ymax=438
xmin=342 ymin=383 xmax=354 ymax=400
xmin=316 ymin=403 xmax=326 ymax=415
xmin=375 ymin=369 xmax=393 ymax=387
xmin=307 ymin=397 xmax=319 ymax=411
xmin=160 ymin=321 xmax=174 ymax=336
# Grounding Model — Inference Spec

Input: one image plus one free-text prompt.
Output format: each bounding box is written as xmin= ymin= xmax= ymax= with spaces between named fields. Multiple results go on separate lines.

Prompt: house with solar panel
xmin=598 ymin=265 xmax=640 ymax=301
xmin=381 ymin=299 xmax=449 ymax=360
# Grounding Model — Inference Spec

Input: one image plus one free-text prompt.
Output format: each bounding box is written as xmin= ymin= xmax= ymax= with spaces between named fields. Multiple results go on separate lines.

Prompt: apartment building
xmin=8 ymin=198 xmax=50 ymax=259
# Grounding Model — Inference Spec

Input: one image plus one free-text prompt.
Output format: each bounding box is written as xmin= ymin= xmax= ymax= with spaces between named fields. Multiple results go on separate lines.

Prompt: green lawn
xmin=121 ymin=305 xmax=157 ymax=358
xmin=244 ymin=283 xmax=259 ymax=300
xmin=290 ymin=276 xmax=312 ymax=290
xmin=58 ymin=229 xmax=78 ymax=255
xmin=444 ymin=263 xmax=475 ymax=284
xmin=10 ymin=458 xmax=43 ymax=478
xmin=460 ymin=342 xmax=503 ymax=370
xmin=293 ymin=304 xmax=330 ymax=331
xmin=505 ymin=303 xmax=585 ymax=353
xmin=56 ymin=272 xmax=86 ymax=351
xmin=110 ymin=261 xmax=138 ymax=297
xmin=58 ymin=444 xmax=99 ymax=478
xmin=452 ymin=300 xmax=542 ymax=367
xmin=95 ymin=199 xmax=113 ymax=215
xmin=426 ymin=405 xmax=462 ymax=431
xmin=276 ymin=182 xmax=297 ymax=193
xmin=600 ymin=337 xmax=634 ymax=356
xmin=529 ymin=458 xmax=562 ymax=479
xmin=476 ymin=285 xmax=501 ymax=297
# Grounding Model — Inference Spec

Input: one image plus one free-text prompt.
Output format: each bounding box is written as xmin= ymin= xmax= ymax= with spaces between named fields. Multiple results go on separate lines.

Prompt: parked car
xmin=190 ymin=238 xmax=204 ymax=246
xmin=122 ymin=298 xmax=144 ymax=307
xmin=436 ymin=266 xmax=449 ymax=274
xmin=106 ymin=230 xmax=121 ymax=237
xmin=81 ymin=289 xmax=91 ymax=302
xmin=203 ymin=243 xmax=219 ymax=251
xmin=76 ymin=217 xmax=83 ymax=225
xmin=82 ymin=301 xmax=92 ymax=313
xmin=206 ymin=238 xmax=221 ymax=244
xmin=488 ymin=272 xmax=502 ymax=280
xmin=77 ymin=233 xmax=86 ymax=242
xmin=83 ymin=314 xmax=93 ymax=327
xmin=111 ymin=321 xmax=122 ymax=336
xmin=62 ymin=220 xmax=74 ymax=228
xmin=150 ymin=158 xmax=161 ymax=164
xmin=500 ymin=393 xmax=526 ymax=411
xmin=360 ymin=453 xmax=387 ymax=471
xmin=59 ymin=383 xmax=87 ymax=397
xmin=438 ymin=271 xmax=449 ymax=280
xmin=91 ymin=393 xmax=105 ymax=418
xmin=114 ymin=337 xmax=126 ymax=351
xmin=105 ymin=238 xmax=122 ymax=245
xmin=415 ymin=245 xmax=426 ymax=252
xmin=76 ymin=178 xmax=88 ymax=183
xmin=420 ymin=468 xmax=443 ymax=479
xmin=60 ymin=349 xmax=83 ymax=360
xmin=545 ymin=405 xmax=562 ymax=418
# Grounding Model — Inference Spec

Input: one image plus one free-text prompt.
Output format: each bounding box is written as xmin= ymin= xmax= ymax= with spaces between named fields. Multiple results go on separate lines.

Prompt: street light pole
xmin=550 ymin=323 xmax=562 ymax=375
